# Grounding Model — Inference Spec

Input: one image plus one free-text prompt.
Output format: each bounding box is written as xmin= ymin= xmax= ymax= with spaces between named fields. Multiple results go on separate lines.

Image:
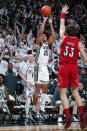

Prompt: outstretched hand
xmin=49 ymin=15 xmax=52 ymax=24
xmin=61 ymin=5 xmax=69 ymax=14
xmin=43 ymin=16 xmax=48 ymax=22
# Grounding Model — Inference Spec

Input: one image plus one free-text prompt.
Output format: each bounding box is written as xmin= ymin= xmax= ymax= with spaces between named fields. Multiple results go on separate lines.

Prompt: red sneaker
xmin=80 ymin=112 xmax=87 ymax=129
xmin=64 ymin=116 xmax=74 ymax=129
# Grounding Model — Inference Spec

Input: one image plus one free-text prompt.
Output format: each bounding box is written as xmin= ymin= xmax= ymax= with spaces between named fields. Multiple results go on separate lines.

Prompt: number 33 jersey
xmin=59 ymin=36 xmax=79 ymax=65
xmin=38 ymin=43 xmax=49 ymax=65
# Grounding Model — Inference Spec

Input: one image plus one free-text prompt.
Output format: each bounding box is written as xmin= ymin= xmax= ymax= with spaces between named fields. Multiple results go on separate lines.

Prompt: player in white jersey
xmin=31 ymin=16 xmax=55 ymax=121
xmin=37 ymin=43 xmax=49 ymax=83
xmin=21 ymin=49 xmax=35 ymax=119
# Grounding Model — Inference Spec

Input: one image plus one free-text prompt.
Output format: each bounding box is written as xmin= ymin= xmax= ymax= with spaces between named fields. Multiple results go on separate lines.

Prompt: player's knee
xmin=71 ymin=89 xmax=79 ymax=98
xmin=60 ymin=94 xmax=67 ymax=101
xmin=34 ymin=90 xmax=39 ymax=97
xmin=42 ymin=88 xmax=47 ymax=94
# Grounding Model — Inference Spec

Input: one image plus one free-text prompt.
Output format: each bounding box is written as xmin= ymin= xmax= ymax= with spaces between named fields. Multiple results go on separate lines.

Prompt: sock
xmin=64 ymin=108 xmax=70 ymax=120
xmin=41 ymin=93 xmax=48 ymax=105
xmin=40 ymin=105 xmax=45 ymax=112
xmin=32 ymin=105 xmax=37 ymax=112
xmin=25 ymin=98 xmax=31 ymax=117
xmin=78 ymin=106 xmax=83 ymax=116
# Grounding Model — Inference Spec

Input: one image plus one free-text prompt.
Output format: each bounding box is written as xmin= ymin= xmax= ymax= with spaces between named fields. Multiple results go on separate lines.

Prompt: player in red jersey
xmin=57 ymin=5 xmax=87 ymax=129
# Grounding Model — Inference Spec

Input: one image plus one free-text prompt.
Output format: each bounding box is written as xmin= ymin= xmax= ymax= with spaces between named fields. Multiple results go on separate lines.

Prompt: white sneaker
xmin=71 ymin=116 xmax=79 ymax=125
xmin=25 ymin=114 xmax=29 ymax=119
xmin=57 ymin=116 xmax=63 ymax=126
xmin=73 ymin=116 xmax=79 ymax=122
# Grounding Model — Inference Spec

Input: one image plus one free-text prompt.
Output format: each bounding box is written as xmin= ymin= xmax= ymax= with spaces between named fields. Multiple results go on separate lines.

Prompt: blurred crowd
xmin=0 ymin=0 xmax=87 ymax=108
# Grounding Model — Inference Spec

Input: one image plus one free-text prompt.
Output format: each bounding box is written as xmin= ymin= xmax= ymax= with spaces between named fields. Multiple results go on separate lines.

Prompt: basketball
xmin=41 ymin=6 xmax=51 ymax=17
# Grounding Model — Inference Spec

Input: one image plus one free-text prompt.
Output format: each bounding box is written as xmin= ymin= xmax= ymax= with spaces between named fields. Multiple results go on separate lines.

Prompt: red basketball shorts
xmin=57 ymin=64 xmax=79 ymax=88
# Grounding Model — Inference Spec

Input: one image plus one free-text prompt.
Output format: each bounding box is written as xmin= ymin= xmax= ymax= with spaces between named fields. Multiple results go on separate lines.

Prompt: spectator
xmin=0 ymin=74 xmax=9 ymax=114
xmin=0 ymin=52 xmax=8 ymax=75
xmin=4 ymin=63 xmax=17 ymax=95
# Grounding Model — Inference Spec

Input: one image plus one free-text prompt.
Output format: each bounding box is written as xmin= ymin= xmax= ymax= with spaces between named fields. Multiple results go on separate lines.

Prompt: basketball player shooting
xmin=57 ymin=5 xmax=87 ymax=129
xmin=30 ymin=15 xmax=55 ymax=121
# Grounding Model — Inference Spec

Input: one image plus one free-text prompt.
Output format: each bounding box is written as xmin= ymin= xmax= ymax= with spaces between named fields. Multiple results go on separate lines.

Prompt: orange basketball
xmin=41 ymin=6 xmax=51 ymax=17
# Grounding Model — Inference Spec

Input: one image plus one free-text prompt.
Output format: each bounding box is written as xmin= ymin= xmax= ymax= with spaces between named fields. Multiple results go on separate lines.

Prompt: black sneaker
xmin=64 ymin=116 xmax=74 ymax=129
xmin=25 ymin=117 xmax=30 ymax=124
xmin=39 ymin=110 xmax=47 ymax=121
xmin=30 ymin=110 xmax=39 ymax=122
xmin=80 ymin=112 xmax=87 ymax=129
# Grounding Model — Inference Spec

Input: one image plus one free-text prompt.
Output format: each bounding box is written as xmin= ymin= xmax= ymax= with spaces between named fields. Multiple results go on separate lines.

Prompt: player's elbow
xmin=53 ymin=32 xmax=56 ymax=37
xmin=52 ymin=32 xmax=55 ymax=39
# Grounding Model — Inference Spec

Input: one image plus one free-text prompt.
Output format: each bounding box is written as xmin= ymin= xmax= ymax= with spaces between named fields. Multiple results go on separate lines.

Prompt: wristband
xmin=60 ymin=12 xmax=65 ymax=19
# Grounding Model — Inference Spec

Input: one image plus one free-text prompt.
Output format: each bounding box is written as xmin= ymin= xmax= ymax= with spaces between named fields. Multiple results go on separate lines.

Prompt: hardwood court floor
xmin=0 ymin=124 xmax=87 ymax=131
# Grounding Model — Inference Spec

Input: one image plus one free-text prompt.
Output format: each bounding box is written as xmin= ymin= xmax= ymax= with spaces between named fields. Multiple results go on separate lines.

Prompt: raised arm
xmin=48 ymin=16 xmax=55 ymax=45
xmin=60 ymin=5 xmax=69 ymax=45
xmin=36 ymin=17 xmax=48 ymax=47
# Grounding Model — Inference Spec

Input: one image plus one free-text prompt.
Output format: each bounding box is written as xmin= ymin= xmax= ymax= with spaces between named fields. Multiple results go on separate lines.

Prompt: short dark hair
xmin=65 ymin=24 xmax=78 ymax=36
xmin=8 ymin=62 xmax=13 ymax=66
xmin=0 ymin=74 xmax=4 ymax=79
xmin=27 ymin=49 xmax=32 ymax=55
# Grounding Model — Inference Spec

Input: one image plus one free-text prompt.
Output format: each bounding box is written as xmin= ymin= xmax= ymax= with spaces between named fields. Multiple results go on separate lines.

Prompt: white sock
xmin=41 ymin=93 xmax=48 ymax=105
xmin=41 ymin=93 xmax=49 ymax=112
xmin=40 ymin=105 xmax=45 ymax=112
xmin=25 ymin=98 xmax=31 ymax=117
xmin=32 ymin=105 xmax=37 ymax=112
